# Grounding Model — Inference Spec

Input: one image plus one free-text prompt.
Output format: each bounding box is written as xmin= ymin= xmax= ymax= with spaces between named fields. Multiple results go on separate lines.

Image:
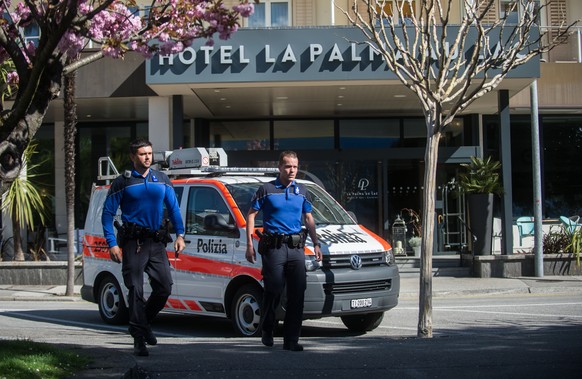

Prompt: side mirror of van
xmin=204 ymin=214 xmax=236 ymax=231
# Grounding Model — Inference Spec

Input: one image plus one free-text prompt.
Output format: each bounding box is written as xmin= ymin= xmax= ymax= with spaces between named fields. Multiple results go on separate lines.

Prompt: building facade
xmin=28 ymin=0 xmax=582 ymax=254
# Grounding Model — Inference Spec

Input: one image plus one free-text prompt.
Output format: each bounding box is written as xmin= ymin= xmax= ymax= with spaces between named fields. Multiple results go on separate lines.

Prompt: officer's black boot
xmin=283 ymin=340 xmax=304 ymax=352
xmin=261 ymin=330 xmax=274 ymax=347
xmin=145 ymin=329 xmax=157 ymax=345
xmin=134 ymin=336 xmax=149 ymax=356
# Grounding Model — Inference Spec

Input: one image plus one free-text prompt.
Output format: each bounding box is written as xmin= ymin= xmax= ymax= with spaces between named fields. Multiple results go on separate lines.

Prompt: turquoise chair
xmin=559 ymin=215 xmax=581 ymax=234
xmin=516 ymin=216 xmax=535 ymax=245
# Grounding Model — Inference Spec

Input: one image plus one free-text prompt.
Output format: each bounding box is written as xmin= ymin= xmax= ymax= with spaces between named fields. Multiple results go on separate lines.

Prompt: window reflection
xmin=210 ymin=121 xmax=270 ymax=151
xmin=274 ymin=120 xmax=333 ymax=150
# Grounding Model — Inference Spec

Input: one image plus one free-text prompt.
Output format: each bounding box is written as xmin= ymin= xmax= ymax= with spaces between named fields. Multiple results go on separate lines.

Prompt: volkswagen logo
xmin=350 ymin=255 xmax=363 ymax=270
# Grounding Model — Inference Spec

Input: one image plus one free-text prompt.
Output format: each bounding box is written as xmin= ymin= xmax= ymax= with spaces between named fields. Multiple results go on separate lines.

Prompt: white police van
xmin=81 ymin=148 xmax=400 ymax=336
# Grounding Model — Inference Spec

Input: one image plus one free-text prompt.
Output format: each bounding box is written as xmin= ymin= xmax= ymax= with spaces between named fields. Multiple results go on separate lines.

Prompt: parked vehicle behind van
xmin=81 ymin=148 xmax=400 ymax=336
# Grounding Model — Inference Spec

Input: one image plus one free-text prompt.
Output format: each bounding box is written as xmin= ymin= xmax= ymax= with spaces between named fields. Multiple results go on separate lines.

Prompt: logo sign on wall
xmin=346 ymin=177 xmax=378 ymax=201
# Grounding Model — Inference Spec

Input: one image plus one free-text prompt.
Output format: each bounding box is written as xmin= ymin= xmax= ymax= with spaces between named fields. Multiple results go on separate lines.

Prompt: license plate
xmin=350 ymin=298 xmax=372 ymax=309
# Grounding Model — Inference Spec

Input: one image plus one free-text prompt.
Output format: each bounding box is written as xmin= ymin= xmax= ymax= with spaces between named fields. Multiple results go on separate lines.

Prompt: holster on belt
xmin=257 ymin=229 xmax=307 ymax=253
xmin=114 ymin=220 xmax=173 ymax=245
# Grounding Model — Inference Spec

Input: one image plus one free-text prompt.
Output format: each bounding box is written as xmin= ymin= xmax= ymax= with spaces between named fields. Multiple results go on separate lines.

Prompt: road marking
xmin=436 ymin=308 xmax=582 ymax=319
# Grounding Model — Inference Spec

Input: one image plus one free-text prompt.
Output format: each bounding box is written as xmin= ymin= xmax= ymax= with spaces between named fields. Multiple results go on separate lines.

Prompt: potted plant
xmin=408 ymin=236 xmax=422 ymax=257
xmin=458 ymin=156 xmax=503 ymax=256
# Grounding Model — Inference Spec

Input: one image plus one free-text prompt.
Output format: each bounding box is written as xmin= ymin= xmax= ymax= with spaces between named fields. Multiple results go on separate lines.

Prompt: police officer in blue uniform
xmin=246 ymin=151 xmax=322 ymax=352
xmin=102 ymin=138 xmax=185 ymax=357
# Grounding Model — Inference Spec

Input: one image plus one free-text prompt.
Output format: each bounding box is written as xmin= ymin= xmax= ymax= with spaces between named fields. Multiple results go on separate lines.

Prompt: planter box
xmin=0 ymin=262 xmax=83 ymax=285
xmin=464 ymin=253 xmax=582 ymax=278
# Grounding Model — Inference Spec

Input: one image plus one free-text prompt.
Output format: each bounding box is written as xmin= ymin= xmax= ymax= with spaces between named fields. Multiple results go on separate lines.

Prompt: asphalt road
xmin=1 ymin=293 xmax=581 ymax=378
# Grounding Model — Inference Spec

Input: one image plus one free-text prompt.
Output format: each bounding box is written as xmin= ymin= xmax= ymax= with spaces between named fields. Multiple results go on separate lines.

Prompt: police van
xmin=81 ymin=147 xmax=400 ymax=336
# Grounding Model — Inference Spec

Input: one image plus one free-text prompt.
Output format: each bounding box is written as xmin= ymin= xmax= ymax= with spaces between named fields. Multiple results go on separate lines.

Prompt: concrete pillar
xmin=148 ymin=97 xmax=171 ymax=151
xmin=498 ymin=90 xmax=514 ymax=255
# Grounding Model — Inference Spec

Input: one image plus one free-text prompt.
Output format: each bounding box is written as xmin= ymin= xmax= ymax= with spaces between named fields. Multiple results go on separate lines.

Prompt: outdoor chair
xmin=516 ymin=216 xmax=535 ymax=246
xmin=559 ymin=215 xmax=582 ymax=234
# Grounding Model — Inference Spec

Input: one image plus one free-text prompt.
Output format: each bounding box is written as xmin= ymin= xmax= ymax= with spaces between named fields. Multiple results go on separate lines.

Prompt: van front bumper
xmin=303 ymin=265 xmax=400 ymax=318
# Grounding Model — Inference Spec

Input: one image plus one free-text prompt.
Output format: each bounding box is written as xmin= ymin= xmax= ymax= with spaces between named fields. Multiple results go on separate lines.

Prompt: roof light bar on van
xmin=202 ymin=167 xmax=279 ymax=174
xmin=155 ymin=147 xmax=228 ymax=169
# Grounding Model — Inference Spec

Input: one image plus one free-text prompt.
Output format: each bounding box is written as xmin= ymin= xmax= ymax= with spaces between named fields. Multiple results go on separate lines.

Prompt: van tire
xmin=231 ymin=284 xmax=263 ymax=337
xmin=98 ymin=276 xmax=129 ymax=325
xmin=341 ymin=312 xmax=384 ymax=332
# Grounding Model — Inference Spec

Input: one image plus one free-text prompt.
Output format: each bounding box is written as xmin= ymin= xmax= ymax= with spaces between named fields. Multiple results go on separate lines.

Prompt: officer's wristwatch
xmin=177 ymin=234 xmax=185 ymax=239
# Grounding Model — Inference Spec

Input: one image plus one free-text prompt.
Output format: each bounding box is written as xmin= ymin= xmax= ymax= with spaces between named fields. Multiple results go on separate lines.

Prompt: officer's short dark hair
xmin=129 ymin=138 xmax=152 ymax=155
xmin=279 ymin=151 xmax=298 ymax=166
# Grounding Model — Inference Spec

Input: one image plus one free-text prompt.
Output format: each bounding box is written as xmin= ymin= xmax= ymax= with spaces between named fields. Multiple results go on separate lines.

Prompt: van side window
xmin=186 ymin=187 xmax=236 ymax=237
xmin=162 ymin=187 xmax=184 ymax=234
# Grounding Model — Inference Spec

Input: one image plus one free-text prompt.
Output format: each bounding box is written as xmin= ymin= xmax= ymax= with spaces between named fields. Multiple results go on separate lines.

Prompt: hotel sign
xmin=146 ymin=27 xmax=540 ymax=85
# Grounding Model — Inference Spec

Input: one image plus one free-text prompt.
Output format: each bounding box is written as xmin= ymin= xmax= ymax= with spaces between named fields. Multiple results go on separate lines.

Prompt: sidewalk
xmin=1 ymin=275 xmax=582 ymax=301
xmin=1 ymin=275 xmax=582 ymax=379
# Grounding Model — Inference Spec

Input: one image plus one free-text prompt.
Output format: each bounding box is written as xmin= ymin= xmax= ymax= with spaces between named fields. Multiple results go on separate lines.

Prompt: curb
xmin=398 ymin=285 xmax=582 ymax=300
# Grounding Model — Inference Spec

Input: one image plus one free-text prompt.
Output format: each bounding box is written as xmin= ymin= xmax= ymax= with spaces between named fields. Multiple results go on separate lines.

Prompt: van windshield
xmin=226 ymin=182 xmax=355 ymax=227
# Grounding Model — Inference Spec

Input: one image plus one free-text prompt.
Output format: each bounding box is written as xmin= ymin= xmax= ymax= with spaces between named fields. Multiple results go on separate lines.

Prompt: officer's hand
xmin=174 ymin=236 xmax=186 ymax=258
xmin=314 ymin=246 xmax=322 ymax=262
xmin=245 ymin=246 xmax=256 ymax=264
xmin=109 ymin=246 xmax=122 ymax=264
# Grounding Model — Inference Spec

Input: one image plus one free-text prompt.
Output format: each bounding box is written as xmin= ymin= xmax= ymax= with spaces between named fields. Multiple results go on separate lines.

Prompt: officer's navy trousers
xmin=260 ymin=244 xmax=307 ymax=343
xmin=121 ymin=238 xmax=172 ymax=338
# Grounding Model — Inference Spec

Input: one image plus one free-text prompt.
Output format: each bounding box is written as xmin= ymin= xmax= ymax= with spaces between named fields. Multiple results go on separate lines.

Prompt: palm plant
xmin=566 ymin=227 xmax=581 ymax=267
xmin=1 ymin=142 xmax=50 ymax=260
xmin=458 ymin=156 xmax=504 ymax=196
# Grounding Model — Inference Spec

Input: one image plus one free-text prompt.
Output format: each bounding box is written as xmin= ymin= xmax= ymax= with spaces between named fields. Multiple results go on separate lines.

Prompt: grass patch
xmin=0 ymin=339 xmax=92 ymax=379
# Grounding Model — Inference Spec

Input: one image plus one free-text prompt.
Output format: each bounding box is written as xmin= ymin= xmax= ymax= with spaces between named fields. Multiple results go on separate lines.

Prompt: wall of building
xmin=510 ymin=63 xmax=582 ymax=108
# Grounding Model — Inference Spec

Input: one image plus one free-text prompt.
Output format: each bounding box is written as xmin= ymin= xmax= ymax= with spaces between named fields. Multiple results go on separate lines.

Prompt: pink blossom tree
xmin=0 ymin=0 xmax=255 ymax=182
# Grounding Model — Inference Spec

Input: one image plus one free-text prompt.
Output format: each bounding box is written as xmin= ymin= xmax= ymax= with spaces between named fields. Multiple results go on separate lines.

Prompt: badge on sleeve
xmin=151 ymin=174 xmax=159 ymax=182
xmin=294 ymin=186 xmax=300 ymax=195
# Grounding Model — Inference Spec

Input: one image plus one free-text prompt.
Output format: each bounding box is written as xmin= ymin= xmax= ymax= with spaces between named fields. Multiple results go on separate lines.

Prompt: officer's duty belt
xmin=260 ymin=230 xmax=307 ymax=250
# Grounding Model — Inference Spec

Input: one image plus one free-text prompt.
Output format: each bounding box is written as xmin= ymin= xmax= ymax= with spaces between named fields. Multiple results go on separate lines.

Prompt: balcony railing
xmin=541 ymin=26 xmax=582 ymax=63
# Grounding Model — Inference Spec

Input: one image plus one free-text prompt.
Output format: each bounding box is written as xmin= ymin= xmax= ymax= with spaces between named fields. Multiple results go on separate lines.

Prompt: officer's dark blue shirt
xmin=250 ymin=177 xmax=313 ymax=234
xmin=102 ymin=168 xmax=185 ymax=248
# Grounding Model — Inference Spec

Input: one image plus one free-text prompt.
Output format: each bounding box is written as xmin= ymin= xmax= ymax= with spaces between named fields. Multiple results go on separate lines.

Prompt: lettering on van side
xmin=197 ymin=239 xmax=228 ymax=254
xmin=317 ymin=230 xmax=366 ymax=244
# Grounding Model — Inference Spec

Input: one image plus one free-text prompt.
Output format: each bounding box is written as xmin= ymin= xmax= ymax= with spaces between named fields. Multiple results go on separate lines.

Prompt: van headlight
xmin=305 ymin=255 xmax=322 ymax=271
xmin=383 ymin=248 xmax=395 ymax=266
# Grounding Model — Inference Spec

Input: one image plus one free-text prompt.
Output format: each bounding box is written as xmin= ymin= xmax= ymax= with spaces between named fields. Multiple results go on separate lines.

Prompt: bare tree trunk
xmin=64 ymin=69 xmax=77 ymax=296
xmin=12 ymin=216 xmax=23 ymax=261
xmin=418 ymin=119 xmax=441 ymax=338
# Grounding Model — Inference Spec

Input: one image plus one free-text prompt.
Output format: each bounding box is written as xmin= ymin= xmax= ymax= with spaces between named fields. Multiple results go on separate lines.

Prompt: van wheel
xmin=98 ymin=276 xmax=129 ymax=325
xmin=341 ymin=312 xmax=384 ymax=332
xmin=231 ymin=284 xmax=263 ymax=337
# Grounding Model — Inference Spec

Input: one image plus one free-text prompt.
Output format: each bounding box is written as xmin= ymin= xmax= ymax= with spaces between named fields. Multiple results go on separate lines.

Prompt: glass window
xmin=162 ymin=187 xmax=183 ymax=234
xmin=23 ymin=22 xmax=40 ymax=47
xmin=210 ymin=121 xmax=270 ymax=151
xmin=541 ymin=116 xmax=582 ymax=218
xmin=440 ymin=118 xmax=464 ymax=147
xmin=247 ymin=0 xmax=290 ymax=27
xmin=500 ymin=0 xmax=519 ymax=24
xmin=402 ymin=119 xmax=426 ymax=147
xmin=340 ymin=119 xmax=400 ymax=148
xmin=274 ymin=120 xmax=333 ymax=150
xmin=185 ymin=187 xmax=236 ymax=237
xmin=226 ymin=182 xmax=354 ymax=227
xmin=271 ymin=2 xmax=289 ymax=26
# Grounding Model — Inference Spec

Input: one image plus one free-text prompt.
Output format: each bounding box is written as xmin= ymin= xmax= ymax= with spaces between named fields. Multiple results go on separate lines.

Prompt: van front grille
xmin=323 ymin=252 xmax=385 ymax=269
xmin=323 ymin=279 xmax=391 ymax=295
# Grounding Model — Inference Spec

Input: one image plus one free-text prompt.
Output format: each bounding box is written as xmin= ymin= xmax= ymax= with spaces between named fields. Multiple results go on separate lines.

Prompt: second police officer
xmin=246 ymin=151 xmax=322 ymax=352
